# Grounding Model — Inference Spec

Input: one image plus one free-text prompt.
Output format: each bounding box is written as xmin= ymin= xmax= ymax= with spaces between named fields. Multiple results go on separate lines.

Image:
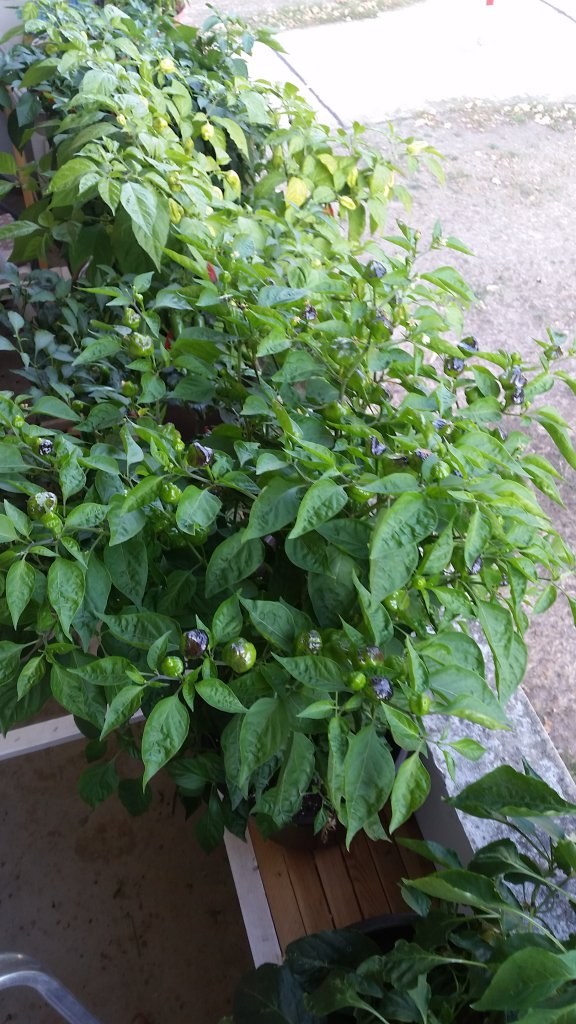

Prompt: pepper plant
xmin=0 ymin=0 xmax=575 ymax=850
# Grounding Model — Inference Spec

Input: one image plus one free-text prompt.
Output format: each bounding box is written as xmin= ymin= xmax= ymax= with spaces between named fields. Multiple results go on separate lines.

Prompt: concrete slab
xmin=249 ymin=0 xmax=576 ymax=123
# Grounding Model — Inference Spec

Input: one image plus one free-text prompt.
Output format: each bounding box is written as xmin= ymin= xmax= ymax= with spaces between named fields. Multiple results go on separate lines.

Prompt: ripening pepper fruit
xmin=153 ymin=116 xmax=169 ymax=133
xmin=159 ymin=56 xmax=176 ymax=73
xmin=348 ymin=671 xmax=367 ymax=692
xmin=160 ymin=656 xmax=184 ymax=677
xmin=120 ymin=380 xmax=139 ymax=398
xmin=127 ymin=333 xmax=154 ymax=358
xmin=200 ymin=122 xmax=214 ymax=141
xmin=27 ymin=491 xmax=58 ymax=519
xmin=409 ymin=693 xmax=431 ymax=715
xmin=181 ymin=629 xmax=209 ymax=660
xmin=295 ymin=630 xmax=323 ymax=656
xmin=167 ymin=172 xmax=181 ymax=190
xmin=13 ymin=415 xmax=25 ymax=429
xmin=348 ymin=485 xmax=373 ymax=504
xmin=356 ymin=646 xmax=385 ymax=671
xmin=160 ymin=482 xmax=182 ymax=505
xmin=36 ymin=438 xmax=54 ymax=457
xmin=346 ymin=166 xmax=358 ymax=188
xmin=222 ymin=638 xmax=257 ymax=674
xmin=123 ymin=307 xmax=141 ymax=329
xmin=186 ymin=442 xmax=214 ymax=468
xmin=116 ymin=113 xmax=127 ymax=127
xmin=285 ymin=177 xmax=309 ymax=208
xmin=41 ymin=511 xmax=63 ymax=537
xmin=168 ymin=198 xmax=183 ymax=224
xmin=339 ymin=195 xmax=356 ymax=211
xmin=225 ymin=169 xmax=241 ymax=193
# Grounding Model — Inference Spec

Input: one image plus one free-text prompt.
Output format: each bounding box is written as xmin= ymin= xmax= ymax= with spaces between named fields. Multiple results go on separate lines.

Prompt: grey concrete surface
xmin=247 ymin=0 xmax=576 ymax=123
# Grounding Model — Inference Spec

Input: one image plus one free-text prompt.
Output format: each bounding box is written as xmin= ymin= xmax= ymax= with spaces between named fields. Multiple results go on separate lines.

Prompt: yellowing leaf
xmin=285 ymin=177 xmax=309 ymax=208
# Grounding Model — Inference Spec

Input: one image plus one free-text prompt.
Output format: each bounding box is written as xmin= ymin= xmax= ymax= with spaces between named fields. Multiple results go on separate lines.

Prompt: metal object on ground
xmin=0 ymin=953 xmax=102 ymax=1024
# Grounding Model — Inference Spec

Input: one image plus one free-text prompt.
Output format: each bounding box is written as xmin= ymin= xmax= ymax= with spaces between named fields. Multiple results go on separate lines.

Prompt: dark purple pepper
xmin=445 ymin=357 xmax=465 ymax=376
xmin=182 ymin=628 xmax=209 ymax=660
xmin=375 ymin=308 xmax=392 ymax=329
xmin=433 ymin=418 xmax=448 ymax=431
xmin=370 ymin=436 xmax=387 ymax=456
xmin=38 ymin=438 xmax=54 ymax=457
xmin=303 ymin=305 xmax=317 ymax=321
xmin=415 ymin=448 xmax=431 ymax=461
xmin=512 ymin=387 xmax=525 ymax=405
xmin=510 ymin=365 xmax=527 ymax=388
xmin=370 ymin=676 xmax=394 ymax=701
xmin=369 ymin=260 xmax=387 ymax=279
xmin=460 ymin=335 xmax=479 ymax=352
xmin=468 ymin=557 xmax=483 ymax=575
xmin=187 ymin=442 xmax=214 ymax=468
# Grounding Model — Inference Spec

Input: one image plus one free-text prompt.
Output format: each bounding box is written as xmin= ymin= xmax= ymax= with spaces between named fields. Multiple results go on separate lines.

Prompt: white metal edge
xmin=224 ymin=828 xmax=282 ymax=968
xmin=0 ymin=715 xmax=83 ymax=761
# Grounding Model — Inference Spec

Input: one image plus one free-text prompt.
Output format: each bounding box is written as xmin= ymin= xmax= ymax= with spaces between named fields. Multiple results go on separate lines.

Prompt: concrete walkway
xmin=242 ymin=0 xmax=576 ymax=124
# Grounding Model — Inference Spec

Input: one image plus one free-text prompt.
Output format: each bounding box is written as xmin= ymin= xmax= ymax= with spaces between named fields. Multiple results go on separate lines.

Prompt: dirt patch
xmin=370 ymin=102 xmax=576 ymax=768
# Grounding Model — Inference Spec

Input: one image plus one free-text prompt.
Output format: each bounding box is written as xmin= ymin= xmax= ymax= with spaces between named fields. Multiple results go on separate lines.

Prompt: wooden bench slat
xmin=249 ymin=825 xmax=307 ymax=952
xmin=312 ymin=843 xmax=362 ymax=929
xmin=366 ymin=838 xmax=414 ymax=913
xmin=283 ymin=845 xmax=335 ymax=937
xmin=341 ymin=832 xmax=392 ymax=919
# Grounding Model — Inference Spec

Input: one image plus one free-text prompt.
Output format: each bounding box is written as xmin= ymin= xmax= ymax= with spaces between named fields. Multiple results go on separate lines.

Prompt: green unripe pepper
xmin=222 ymin=638 xmax=257 ymax=674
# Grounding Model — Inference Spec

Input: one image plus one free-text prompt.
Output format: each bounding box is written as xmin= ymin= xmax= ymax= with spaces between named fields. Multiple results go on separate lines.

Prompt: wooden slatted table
xmin=225 ymin=815 xmax=429 ymax=965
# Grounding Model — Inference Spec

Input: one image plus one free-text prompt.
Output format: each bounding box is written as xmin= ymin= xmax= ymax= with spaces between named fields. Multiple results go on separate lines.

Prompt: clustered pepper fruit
xmin=27 ymin=491 xmax=58 ymax=519
xmin=160 ymin=656 xmax=184 ymax=678
xmin=222 ymin=638 xmax=257 ymax=674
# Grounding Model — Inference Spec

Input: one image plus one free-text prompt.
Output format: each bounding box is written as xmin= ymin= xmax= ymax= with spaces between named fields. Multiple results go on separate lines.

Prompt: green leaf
xmin=408 ymin=868 xmax=502 ymax=910
xmin=211 ymin=595 xmax=243 ymax=645
xmin=6 ymin=559 xmax=35 ymax=628
xmin=275 ymin=655 xmax=348 ymax=691
xmin=288 ymin=479 xmax=348 ymax=539
xmin=370 ymin=494 xmax=437 ymax=600
xmin=0 ymin=443 xmax=26 ymax=472
xmin=475 ymin=599 xmax=527 ymax=702
xmin=49 ymin=157 xmax=98 ymax=194
xmin=238 ymin=697 xmax=289 ymax=790
xmin=50 ymin=662 xmax=106 ymax=729
xmin=141 ymin=695 xmax=189 ymax=787
xmin=464 ymin=509 xmax=491 ymax=568
xmin=0 ymin=515 xmax=18 ymax=541
xmin=258 ymin=733 xmax=315 ymax=828
xmin=448 ymin=765 xmax=576 ymax=820
xmin=104 ymin=535 xmax=148 ymax=606
xmin=101 ymin=685 xmax=144 ymax=739
xmin=47 ymin=558 xmax=85 ymax=639
xmin=120 ymin=181 xmax=170 ymax=269
xmin=390 ymin=754 xmax=430 ymax=832
xmin=107 ymin=505 xmax=146 ymax=546
xmin=245 ymin=477 xmax=303 ymax=539
xmin=120 ymin=475 xmax=163 ymax=513
xmin=449 ymin=738 xmax=486 ymax=761
xmin=534 ymin=407 xmax=576 ymax=472
xmin=0 ymin=220 xmax=39 ymax=242
xmin=473 ymin=949 xmax=576 ymax=1013
xmin=344 ymin=725 xmax=395 ymax=847
xmin=78 ymin=761 xmax=119 ymax=809
xmin=327 ymin=716 xmax=348 ymax=814
xmin=533 ymin=584 xmax=557 ymax=614
xmin=241 ymin=598 xmax=308 ymax=653
xmin=72 ymin=337 xmax=121 ymax=366
xmin=70 ymin=657 xmax=134 ymax=688
xmin=196 ymin=678 xmax=247 ymax=714
xmin=65 ymin=503 xmax=108 ymax=530
xmin=30 ymin=395 xmax=81 ymax=422
xmin=176 ymin=485 xmax=221 ymax=534
xmin=103 ymin=611 xmax=179 ymax=648
xmin=297 ymin=700 xmax=334 ymax=719
xmin=17 ymin=655 xmax=46 ymax=699
xmin=205 ymin=531 xmax=264 ymax=597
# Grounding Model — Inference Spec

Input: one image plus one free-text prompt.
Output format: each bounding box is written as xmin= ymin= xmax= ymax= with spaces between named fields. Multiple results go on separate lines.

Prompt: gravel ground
xmin=179 ymin=0 xmax=420 ymax=30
